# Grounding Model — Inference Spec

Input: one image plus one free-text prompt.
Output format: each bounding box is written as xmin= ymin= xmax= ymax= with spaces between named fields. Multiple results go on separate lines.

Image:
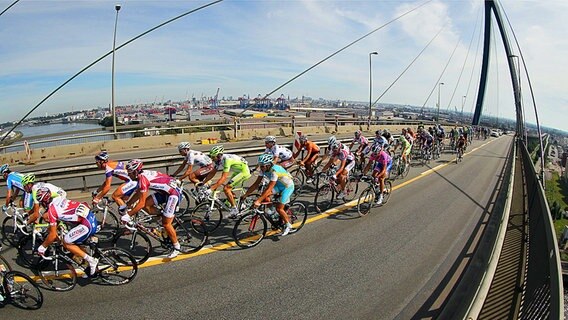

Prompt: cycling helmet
xmin=354 ymin=130 xmax=361 ymax=137
xmin=258 ymin=153 xmax=274 ymax=165
xmin=95 ymin=151 xmax=109 ymax=162
xmin=372 ymin=143 xmax=383 ymax=153
xmin=126 ymin=159 xmax=143 ymax=173
xmin=265 ymin=136 xmax=276 ymax=143
xmin=327 ymin=136 xmax=337 ymax=147
xmin=0 ymin=164 xmax=9 ymax=174
xmin=299 ymin=135 xmax=308 ymax=142
xmin=375 ymin=130 xmax=381 ymax=136
xmin=209 ymin=145 xmax=224 ymax=157
xmin=331 ymin=142 xmax=341 ymax=150
xmin=36 ymin=187 xmax=52 ymax=207
xmin=21 ymin=173 xmax=36 ymax=185
xmin=177 ymin=142 xmax=191 ymax=151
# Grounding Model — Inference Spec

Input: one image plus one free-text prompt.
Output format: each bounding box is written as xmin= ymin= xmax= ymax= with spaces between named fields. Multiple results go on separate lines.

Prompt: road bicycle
xmin=18 ymin=221 xmax=68 ymax=267
xmin=92 ymin=197 xmax=120 ymax=243
xmin=1 ymin=203 xmax=30 ymax=247
xmin=456 ymin=145 xmax=464 ymax=163
xmin=0 ymin=246 xmax=43 ymax=310
xmin=388 ymin=154 xmax=410 ymax=180
xmin=35 ymin=238 xmax=138 ymax=291
xmin=232 ymin=198 xmax=308 ymax=248
xmin=420 ymin=145 xmax=432 ymax=165
xmin=289 ymin=159 xmax=322 ymax=188
xmin=112 ymin=206 xmax=208 ymax=264
xmin=313 ymin=169 xmax=359 ymax=213
xmin=356 ymin=176 xmax=392 ymax=216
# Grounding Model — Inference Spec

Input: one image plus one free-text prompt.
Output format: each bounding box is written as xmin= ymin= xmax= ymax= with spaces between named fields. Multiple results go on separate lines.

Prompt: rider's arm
xmin=96 ymin=176 xmax=113 ymax=199
xmin=202 ymin=168 xmax=218 ymax=185
xmin=272 ymin=156 xmax=280 ymax=164
xmin=210 ymin=172 xmax=229 ymax=191
xmin=337 ymin=158 xmax=347 ymax=173
xmin=243 ymin=176 xmax=263 ymax=198
xmin=179 ymin=164 xmax=194 ymax=181
xmin=27 ymin=203 xmax=40 ymax=224
xmin=322 ymin=156 xmax=335 ymax=172
xmin=256 ymin=180 xmax=277 ymax=204
xmin=172 ymin=159 xmax=188 ymax=177
xmin=40 ymin=225 xmax=58 ymax=249
xmin=363 ymin=159 xmax=373 ymax=175
xmin=129 ymin=190 xmax=148 ymax=215
xmin=5 ymin=189 xmax=12 ymax=206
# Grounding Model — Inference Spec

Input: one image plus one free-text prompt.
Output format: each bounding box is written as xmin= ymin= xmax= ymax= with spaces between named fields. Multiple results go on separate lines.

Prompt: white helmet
xmin=178 ymin=142 xmax=191 ymax=151
xmin=265 ymin=136 xmax=276 ymax=143
xmin=327 ymin=136 xmax=337 ymax=146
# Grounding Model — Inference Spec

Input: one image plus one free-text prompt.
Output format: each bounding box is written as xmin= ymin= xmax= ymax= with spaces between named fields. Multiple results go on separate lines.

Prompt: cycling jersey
xmin=137 ymin=170 xmax=179 ymax=196
xmin=262 ymin=165 xmax=294 ymax=204
xmin=457 ymin=138 xmax=466 ymax=147
xmin=371 ymin=150 xmax=393 ymax=173
xmin=301 ymin=141 xmax=320 ymax=155
xmin=352 ymin=135 xmax=369 ymax=146
xmin=422 ymin=132 xmax=434 ymax=143
xmin=6 ymin=172 xmax=25 ymax=192
xmin=215 ymin=154 xmax=249 ymax=173
xmin=373 ymin=136 xmax=389 ymax=149
xmin=47 ymin=197 xmax=97 ymax=244
xmin=31 ymin=182 xmax=66 ymax=205
xmin=265 ymin=144 xmax=293 ymax=161
xmin=185 ymin=150 xmax=213 ymax=167
xmin=104 ymin=161 xmax=130 ymax=181
xmin=333 ymin=144 xmax=355 ymax=162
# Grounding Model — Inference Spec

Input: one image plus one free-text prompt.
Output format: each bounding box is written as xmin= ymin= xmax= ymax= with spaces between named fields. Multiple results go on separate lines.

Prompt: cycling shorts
xmin=151 ymin=192 xmax=180 ymax=218
xmin=362 ymin=145 xmax=372 ymax=156
xmin=23 ymin=192 xmax=34 ymax=211
xmin=63 ymin=211 xmax=98 ymax=244
xmin=373 ymin=160 xmax=392 ymax=174
xmin=117 ymin=180 xmax=138 ymax=197
xmin=273 ymin=184 xmax=294 ymax=205
xmin=195 ymin=164 xmax=214 ymax=181
xmin=228 ymin=170 xmax=252 ymax=188
xmin=344 ymin=159 xmax=356 ymax=174
xmin=279 ymin=158 xmax=295 ymax=170
xmin=402 ymin=145 xmax=412 ymax=156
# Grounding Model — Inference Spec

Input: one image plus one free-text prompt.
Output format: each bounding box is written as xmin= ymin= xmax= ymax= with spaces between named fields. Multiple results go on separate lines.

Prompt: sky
xmin=0 ymin=0 xmax=567 ymax=131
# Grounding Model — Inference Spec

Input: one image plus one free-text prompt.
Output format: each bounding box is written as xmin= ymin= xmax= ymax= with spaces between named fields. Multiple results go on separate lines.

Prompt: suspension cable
xmin=238 ymin=0 xmax=434 ymax=116
xmin=421 ymin=39 xmax=460 ymax=111
xmin=467 ymin=9 xmax=485 ymax=117
xmin=0 ymin=0 xmax=19 ymax=18
xmin=372 ymin=23 xmax=447 ymax=107
xmin=1 ymin=0 xmax=224 ymax=142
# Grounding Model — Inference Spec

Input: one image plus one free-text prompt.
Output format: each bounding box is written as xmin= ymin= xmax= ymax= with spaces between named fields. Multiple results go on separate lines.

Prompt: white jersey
xmin=185 ymin=150 xmax=212 ymax=167
xmin=31 ymin=182 xmax=67 ymax=204
xmin=265 ymin=144 xmax=293 ymax=161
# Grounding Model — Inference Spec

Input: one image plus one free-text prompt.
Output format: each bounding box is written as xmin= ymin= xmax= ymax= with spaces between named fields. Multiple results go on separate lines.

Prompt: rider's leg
xmin=113 ymin=181 xmax=137 ymax=209
xmin=223 ymin=184 xmax=236 ymax=207
xmin=161 ymin=194 xmax=180 ymax=253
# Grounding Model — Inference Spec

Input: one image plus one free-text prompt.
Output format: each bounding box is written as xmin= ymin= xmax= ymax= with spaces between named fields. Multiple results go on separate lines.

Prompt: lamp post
xmin=436 ymin=82 xmax=444 ymax=122
xmin=111 ymin=4 xmax=121 ymax=136
xmin=461 ymin=95 xmax=466 ymax=117
xmin=368 ymin=51 xmax=378 ymax=130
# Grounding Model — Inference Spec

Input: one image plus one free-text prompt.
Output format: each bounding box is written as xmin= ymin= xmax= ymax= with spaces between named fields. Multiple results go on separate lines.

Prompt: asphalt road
xmin=0 ymin=135 xmax=512 ymax=319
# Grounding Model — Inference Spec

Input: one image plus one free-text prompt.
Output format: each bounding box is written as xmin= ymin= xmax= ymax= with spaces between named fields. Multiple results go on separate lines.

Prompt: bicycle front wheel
xmin=314 ymin=184 xmax=334 ymax=213
xmin=4 ymin=271 xmax=44 ymax=310
xmin=174 ymin=218 xmax=208 ymax=254
xmin=37 ymin=255 xmax=77 ymax=292
xmin=357 ymin=186 xmax=375 ymax=216
xmin=233 ymin=213 xmax=267 ymax=248
xmin=93 ymin=209 xmax=120 ymax=243
xmin=343 ymin=176 xmax=359 ymax=202
xmin=382 ymin=180 xmax=393 ymax=204
xmin=112 ymin=230 xmax=152 ymax=264
xmin=286 ymin=202 xmax=308 ymax=233
xmin=97 ymin=247 xmax=138 ymax=285
xmin=190 ymin=202 xmax=222 ymax=234
xmin=2 ymin=216 xmax=20 ymax=247
xmin=176 ymin=190 xmax=192 ymax=218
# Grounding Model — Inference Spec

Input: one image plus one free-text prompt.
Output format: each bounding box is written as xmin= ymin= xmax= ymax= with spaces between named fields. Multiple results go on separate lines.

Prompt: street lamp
xmin=111 ymin=4 xmax=121 ymax=135
xmin=436 ymin=82 xmax=444 ymax=122
xmin=368 ymin=51 xmax=378 ymax=130
xmin=461 ymin=95 xmax=466 ymax=117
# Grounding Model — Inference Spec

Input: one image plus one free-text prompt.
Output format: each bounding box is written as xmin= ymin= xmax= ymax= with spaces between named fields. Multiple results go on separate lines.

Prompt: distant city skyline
xmin=1 ymin=0 xmax=566 ymax=131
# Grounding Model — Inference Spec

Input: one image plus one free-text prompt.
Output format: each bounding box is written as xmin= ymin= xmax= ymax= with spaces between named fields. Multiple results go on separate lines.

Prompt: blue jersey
xmin=6 ymin=172 xmax=25 ymax=192
xmin=262 ymin=165 xmax=294 ymax=189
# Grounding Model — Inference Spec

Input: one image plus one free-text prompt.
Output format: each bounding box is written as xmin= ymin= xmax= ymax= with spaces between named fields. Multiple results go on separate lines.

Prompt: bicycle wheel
xmin=343 ymin=176 xmax=359 ymax=202
xmin=17 ymin=235 xmax=43 ymax=268
xmin=357 ymin=186 xmax=375 ymax=216
xmin=233 ymin=212 xmax=267 ymax=248
xmin=37 ymin=255 xmax=77 ymax=291
xmin=314 ymin=184 xmax=334 ymax=213
xmin=0 ymin=253 xmax=12 ymax=271
xmin=176 ymin=190 xmax=192 ymax=217
xmin=174 ymin=218 xmax=208 ymax=254
xmin=382 ymin=180 xmax=393 ymax=204
xmin=93 ymin=209 xmax=120 ymax=243
xmin=289 ymin=168 xmax=305 ymax=186
xmin=97 ymin=247 xmax=138 ymax=285
xmin=286 ymin=201 xmax=308 ymax=233
xmin=4 ymin=271 xmax=43 ymax=310
xmin=401 ymin=161 xmax=410 ymax=178
xmin=2 ymin=216 xmax=20 ymax=247
xmin=190 ymin=201 xmax=222 ymax=234
xmin=112 ymin=229 xmax=152 ymax=264
xmin=291 ymin=175 xmax=304 ymax=202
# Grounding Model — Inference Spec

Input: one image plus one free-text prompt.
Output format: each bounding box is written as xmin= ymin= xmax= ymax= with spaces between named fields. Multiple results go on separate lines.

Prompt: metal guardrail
xmin=1 ymin=117 xmax=439 ymax=153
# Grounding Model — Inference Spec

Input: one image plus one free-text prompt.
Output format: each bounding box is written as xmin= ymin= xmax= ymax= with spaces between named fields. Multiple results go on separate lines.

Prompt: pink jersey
xmin=47 ymin=197 xmax=90 ymax=226
xmin=137 ymin=170 xmax=179 ymax=195
xmin=352 ymin=135 xmax=369 ymax=146
xmin=334 ymin=144 xmax=355 ymax=162
xmin=369 ymin=150 xmax=391 ymax=166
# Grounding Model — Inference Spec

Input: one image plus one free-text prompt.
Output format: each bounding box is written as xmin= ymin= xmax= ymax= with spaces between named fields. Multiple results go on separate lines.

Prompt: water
xmin=18 ymin=123 xmax=103 ymax=138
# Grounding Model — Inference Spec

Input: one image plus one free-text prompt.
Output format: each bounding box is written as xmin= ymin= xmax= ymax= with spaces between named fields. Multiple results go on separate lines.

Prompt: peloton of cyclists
xmin=35 ymin=188 xmax=100 ymax=275
xmin=349 ymin=130 xmax=370 ymax=166
xmin=92 ymin=151 xmax=137 ymax=210
xmin=172 ymin=142 xmax=214 ymax=184
xmin=264 ymin=136 xmax=295 ymax=170
xmin=203 ymin=145 xmax=251 ymax=219
xmin=121 ymin=159 xmax=182 ymax=259
xmin=292 ymin=135 xmax=320 ymax=183
xmin=242 ymin=153 xmax=295 ymax=236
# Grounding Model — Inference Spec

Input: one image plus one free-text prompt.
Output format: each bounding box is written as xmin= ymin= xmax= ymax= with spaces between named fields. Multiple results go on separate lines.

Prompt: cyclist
xmin=242 ymin=154 xmax=294 ymax=236
xmin=172 ymin=142 xmax=214 ymax=184
xmin=420 ymin=130 xmax=434 ymax=155
xmin=373 ymin=130 xmax=389 ymax=153
xmin=21 ymin=174 xmax=67 ymax=225
xmin=322 ymin=141 xmax=355 ymax=200
xmin=122 ymin=159 xmax=182 ymax=259
xmin=1 ymin=164 xmax=33 ymax=213
xmin=264 ymin=136 xmax=294 ymax=169
xmin=456 ymin=134 xmax=467 ymax=158
xmin=382 ymin=129 xmax=394 ymax=152
xmin=369 ymin=144 xmax=392 ymax=205
xmin=35 ymin=187 xmax=99 ymax=276
xmin=349 ymin=130 xmax=370 ymax=166
xmin=395 ymin=128 xmax=412 ymax=166
xmin=92 ymin=151 xmax=137 ymax=210
xmin=292 ymin=135 xmax=320 ymax=183
xmin=203 ymin=145 xmax=251 ymax=219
